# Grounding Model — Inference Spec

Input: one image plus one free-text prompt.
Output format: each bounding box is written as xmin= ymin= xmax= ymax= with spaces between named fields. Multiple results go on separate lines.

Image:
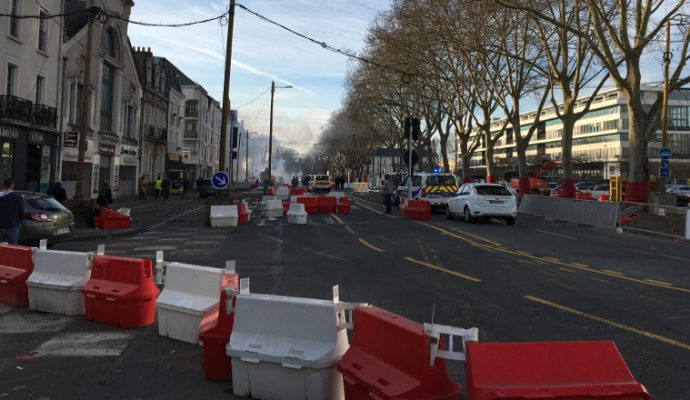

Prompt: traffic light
xmin=232 ymin=150 xmax=237 ymax=159
xmin=411 ymin=118 xmax=421 ymax=141
xmin=232 ymin=127 xmax=239 ymax=148
xmin=404 ymin=117 xmax=411 ymax=139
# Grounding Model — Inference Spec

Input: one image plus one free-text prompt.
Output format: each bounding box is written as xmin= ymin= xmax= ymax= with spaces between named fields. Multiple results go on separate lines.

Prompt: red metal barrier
xmin=337 ymin=197 xmax=350 ymax=214
xmin=317 ymin=195 xmax=337 ymax=213
xmin=465 ymin=341 xmax=651 ymax=400
xmin=337 ymin=306 xmax=460 ymax=400
xmin=82 ymin=255 xmax=159 ymax=328
xmin=560 ymin=178 xmax=576 ymax=199
xmin=296 ymin=196 xmax=318 ymax=214
xmin=404 ymin=200 xmax=430 ymax=221
xmin=94 ymin=207 xmax=131 ymax=229
xmin=199 ymin=273 xmax=239 ymax=381
xmin=624 ymin=181 xmax=650 ymax=203
xmin=0 ymin=244 xmax=34 ymax=306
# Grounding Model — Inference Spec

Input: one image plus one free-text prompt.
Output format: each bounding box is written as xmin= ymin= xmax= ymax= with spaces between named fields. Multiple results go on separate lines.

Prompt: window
xmin=35 ymin=75 xmax=45 ymax=105
xmin=100 ymin=63 xmax=115 ymax=131
xmin=124 ymin=105 xmax=135 ymax=138
xmin=669 ymin=106 xmax=690 ymax=130
xmin=185 ymin=100 xmax=199 ymax=117
xmin=9 ymin=0 xmax=20 ymax=39
xmin=38 ymin=9 xmax=48 ymax=51
xmin=6 ymin=63 xmax=17 ymax=96
xmin=102 ymin=28 xmax=116 ymax=58
xmin=69 ymin=82 xmax=83 ymax=124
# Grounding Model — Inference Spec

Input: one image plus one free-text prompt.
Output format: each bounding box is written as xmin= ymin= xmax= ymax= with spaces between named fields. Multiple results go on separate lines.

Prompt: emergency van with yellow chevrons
xmin=394 ymin=173 xmax=458 ymax=208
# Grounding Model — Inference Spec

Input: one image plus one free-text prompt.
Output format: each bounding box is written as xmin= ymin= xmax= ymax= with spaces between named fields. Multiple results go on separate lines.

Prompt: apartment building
xmin=180 ymin=74 xmax=220 ymax=180
xmin=466 ymin=87 xmax=690 ymax=182
xmin=1 ymin=0 xmax=62 ymax=191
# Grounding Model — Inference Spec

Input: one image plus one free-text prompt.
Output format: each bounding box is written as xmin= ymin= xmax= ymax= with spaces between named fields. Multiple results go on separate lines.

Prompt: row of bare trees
xmin=304 ymin=0 xmax=690 ymax=185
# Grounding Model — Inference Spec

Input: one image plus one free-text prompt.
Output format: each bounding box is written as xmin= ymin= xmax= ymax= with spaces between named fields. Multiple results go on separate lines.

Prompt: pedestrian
xmin=382 ymin=174 xmax=396 ymax=213
xmin=97 ymin=182 xmax=112 ymax=207
xmin=0 ymin=178 xmax=24 ymax=244
xmin=47 ymin=181 xmax=67 ymax=204
xmin=138 ymin=176 xmax=146 ymax=200
xmin=162 ymin=177 xmax=171 ymax=200
xmin=291 ymin=176 xmax=298 ymax=189
xmin=301 ymin=175 xmax=308 ymax=188
xmin=154 ymin=176 xmax=162 ymax=199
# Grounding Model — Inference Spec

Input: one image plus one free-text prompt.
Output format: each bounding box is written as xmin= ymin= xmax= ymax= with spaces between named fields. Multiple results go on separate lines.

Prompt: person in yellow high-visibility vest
xmin=154 ymin=176 xmax=162 ymax=199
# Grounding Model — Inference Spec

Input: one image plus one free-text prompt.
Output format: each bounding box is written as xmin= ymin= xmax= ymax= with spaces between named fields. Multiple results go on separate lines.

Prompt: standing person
xmin=291 ymin=176 xmax=298 ymax=189
xmin=154 ymin=176 xmax=162 ymax=199
xmin=97 ymin=182 xmax=112 ymax=207
xmin=382 ymin=174 xmax=395 ymax=214
xmin=138 ymin=176 xmax=146 ymax=200
xmin=47 ymin=181 xmax=67 ymax=204
xmin=162 ymin=176 xmax=171 ymax=200
xmin=0 ymin=178 xmax=24 ymax=244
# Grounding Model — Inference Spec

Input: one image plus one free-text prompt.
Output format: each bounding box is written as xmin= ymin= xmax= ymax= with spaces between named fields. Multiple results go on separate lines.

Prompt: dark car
xmin=16 ymin=191 xmax=75 ymax=246
xmin=198 ymin=178 xmax=216 ymax=198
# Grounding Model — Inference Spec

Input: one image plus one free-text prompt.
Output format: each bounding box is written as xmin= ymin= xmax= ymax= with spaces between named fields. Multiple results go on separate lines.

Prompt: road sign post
xmin=212 ymin=171 xmax=230 ymax=190
xmin=659 ymin=148 xmax=671 ymax=180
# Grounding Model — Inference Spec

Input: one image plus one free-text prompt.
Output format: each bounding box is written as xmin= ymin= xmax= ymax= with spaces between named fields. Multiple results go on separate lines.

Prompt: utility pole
xmin=267 ymin=81 xmax=275 ymax=188
xmin=74 ymin=0 xmax=95 ymax=199
xmin=245 ymin=130 xmax=249 ymax=181
xmin=660 ymin=19 xmax=671 ymax=193
xmin=218 ymin=0 xmax=235 ymax=195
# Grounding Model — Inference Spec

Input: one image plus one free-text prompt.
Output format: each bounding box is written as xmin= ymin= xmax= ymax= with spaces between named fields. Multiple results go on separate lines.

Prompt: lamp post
xmin=267 ymin=80 xmax=292 ymax=189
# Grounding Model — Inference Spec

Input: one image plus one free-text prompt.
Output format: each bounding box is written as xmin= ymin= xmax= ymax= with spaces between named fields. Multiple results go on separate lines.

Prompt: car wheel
xmin=463 ymin=207 xmax=473 ymax=223
xmin=506 ymin=217 xmax=516 ymax=225
xmin=445 ymin=206 xmax=453 ymax=220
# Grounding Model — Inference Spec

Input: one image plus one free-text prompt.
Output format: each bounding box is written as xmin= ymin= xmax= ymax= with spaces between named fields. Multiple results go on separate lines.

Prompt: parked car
xmin=16 ymin=191 xmax=74 ymax=246
xmin=590 ymin=184 xmax=609 ymax=200
xmin=575 ymin=181 xmax=596 ymax=191
xmin=198 ymin=178 xmax=216 ymax=198
xmin=446 ymin=183 xmax=517 ymax=225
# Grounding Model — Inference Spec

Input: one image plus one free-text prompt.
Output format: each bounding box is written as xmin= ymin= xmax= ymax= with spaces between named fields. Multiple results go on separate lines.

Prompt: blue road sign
xmin=660 ymin=147 xmax=672 ymax=159
xmin=660 ymin=158 xmax=670 ymax=169
xmin=211 ymin=171 xmax=229 ymax=189
xmin=659 ymin=167 xmax=670 ymax=178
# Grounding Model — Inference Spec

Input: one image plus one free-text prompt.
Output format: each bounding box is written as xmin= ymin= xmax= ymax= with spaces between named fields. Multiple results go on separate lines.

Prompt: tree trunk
xmin=561 ymin=114 xmax=576 ymax=178
xmin=439 ymin=135 xmax=450 ymax=172
xmin=484 ymin=130 xmax=495 ymax=180
xmin=623 ymin=90 xmax=651 ymax=181
xmin=426 ymin=138 xmax=433 ymax=170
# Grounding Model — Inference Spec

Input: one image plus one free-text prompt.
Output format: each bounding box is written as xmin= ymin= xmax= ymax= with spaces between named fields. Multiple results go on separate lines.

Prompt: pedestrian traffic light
xmin=412 ymin=118 xmax=421 ymax=141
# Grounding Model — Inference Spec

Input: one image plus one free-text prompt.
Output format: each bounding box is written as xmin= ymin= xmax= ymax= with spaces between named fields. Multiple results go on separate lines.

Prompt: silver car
xmin=446 ymin=183 xmax=517 ymax=225
xmin=17 ymin=191 xmax=74 ymax=246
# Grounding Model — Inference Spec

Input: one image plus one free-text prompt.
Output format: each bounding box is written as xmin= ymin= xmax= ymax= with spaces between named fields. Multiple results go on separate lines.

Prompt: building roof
xmin=63 ymin=0 xmax=88 ymax=40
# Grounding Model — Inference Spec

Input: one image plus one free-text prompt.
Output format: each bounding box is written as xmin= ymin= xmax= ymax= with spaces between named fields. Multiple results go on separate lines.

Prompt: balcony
xmin=0 ymin=95 xmax=33 ymax=124
xmin=183 ymin=130 xmax=199 ymax=139
xmin=185 ymin=109 xmax=199 ymax=118
xmin=33 ymin=104 xmax=57 ymax=128
xmin=144 ymin=126 xmax=166 ymax=141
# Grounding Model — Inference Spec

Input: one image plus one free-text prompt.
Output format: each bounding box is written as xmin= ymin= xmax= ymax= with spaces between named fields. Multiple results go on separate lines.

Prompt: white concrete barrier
xmin=26 ymin=249 xmax=92 ymax=315
xmin=276 ymin=186 xmax=290 ymax=200
xmin=227 ymin=287 xmax=351 ymax=400
xmin=263 ymin=199 xmax=284 ymax=219
xmin=210 ymin=205 xmax=239 ymax=227
xmin=155 ymin=262 xmax=224 ymax=344
xmin=328 ymin=191 xmax=346 ymax=199
xmin=287 ymin=203 xmax=308 ymax=225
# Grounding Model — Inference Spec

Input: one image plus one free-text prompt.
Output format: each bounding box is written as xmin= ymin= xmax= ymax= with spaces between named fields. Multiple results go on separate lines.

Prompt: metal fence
xmin=518 ymin=195 xmax=620 ymax=229
xmin=618 ymin=201 xmax=689 ymax=239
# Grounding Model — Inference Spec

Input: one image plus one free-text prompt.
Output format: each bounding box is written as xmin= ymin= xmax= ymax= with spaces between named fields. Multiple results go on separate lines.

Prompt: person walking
xmin=154 ymin=176 xmax=162 ymax=199
xmin=97 ymin=182 xmax=112 ymax=207
xmin=382 ymin=174 xmax=395 ymax=213
xmin=138 ymin=176 xmax=146 ymax=200
xmin=162 ymin=177 xmax=171 ymax=200
xmin=0 ymin=178 xmax=25 ymax=244
xmin=47 ymin=181 xmax=67 ymax=204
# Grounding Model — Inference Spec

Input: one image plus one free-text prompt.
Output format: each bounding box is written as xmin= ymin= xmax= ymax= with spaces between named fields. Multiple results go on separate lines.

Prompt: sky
xmin=127 ymin=1 xmax=391 ymax=156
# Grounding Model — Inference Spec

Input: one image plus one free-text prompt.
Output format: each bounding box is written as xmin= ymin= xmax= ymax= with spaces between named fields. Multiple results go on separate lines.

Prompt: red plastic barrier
xmin=486 ymin=176 xmax=497 ymax=184
xmin=82 ymin=255 xmax=159 ymax=328
xmin=405 ymin=200 xmax=430 ymax=221
xmin=199 ymin=273 xmax=239 ymax=381
xmin=465 ymin=341 xmax=651 ymax=400
xmin=282 ymin=199 xmax=290 ymax=214
xmin=599 ymin=194 xmax=610 ymax=202
xmin=518 ymin=176 xmax=531 ymax=196
xmin=624 ymin=181 xmax=650 ymax=203
xmin=296 ymin=196 xmax=318 ymax=214
xmin=289 ymin=188 xmax=306 ymax=196
xmin=338 ymin=197 xmax=350 ymax=214
xmin=0 ymin=244 xmax=34 ymax=306
xmin=94 ymin=207 xmax=131 ymax=229
xmin=337 ymin=306 xmax=460 ymax=400
xmin=265 ymin=187 xmax=275 ymax=196
xmin=237 ymin=201 xmax=249 ymax=225
xmin=462 ymin=177 xmax=473 ymax=184
xmin=317 ymin=195 xmax=337 ymax=213
xmin=550 ymin=189 xmax=563 ymax=198
xmin=576 ymin=191 xmax=594 ymax=200
xmin=560 ymin=178 xmax=576 ymax=199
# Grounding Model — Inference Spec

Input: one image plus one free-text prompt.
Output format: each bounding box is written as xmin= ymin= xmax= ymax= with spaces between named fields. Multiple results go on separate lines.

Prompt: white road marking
xmin=32 ymin=331 xmax=136 ymax=358
xmin=0 ymin=313 xmax=74 ymax=334
xmin=133 ymin=245 xmax=177 ymax=251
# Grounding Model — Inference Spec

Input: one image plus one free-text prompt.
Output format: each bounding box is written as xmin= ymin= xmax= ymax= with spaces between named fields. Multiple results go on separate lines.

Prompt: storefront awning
xmin=167 ymin=159 xmax=190 ymax=171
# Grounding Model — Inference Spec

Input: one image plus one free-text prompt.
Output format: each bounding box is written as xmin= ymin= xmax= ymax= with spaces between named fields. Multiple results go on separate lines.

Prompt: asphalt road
xmin=1 ymin=191 xmax=689 ymax=399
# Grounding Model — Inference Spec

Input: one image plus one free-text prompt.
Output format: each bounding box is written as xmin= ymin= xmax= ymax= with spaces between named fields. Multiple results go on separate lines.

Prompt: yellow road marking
xmin=344 ymin=226 xmax=356 ymax=235
xmin=557 ymin=267 xmax=577 ymax=274
xmin=622 ymin=248 xmax=690 ymax=263
xmin=404 ymin=256 xmax=481 ymax=282
xmin=358 ymin=238 xmax=384 ymax=253
xmin=329 ymin=213 xmax=357 ymax=235
xmin=525 ymin=295 xmax=690 ymax=351
xmin=644 ymin=279 xmax=674 ymax=287
xmin=444 ymin=226 xmax=503 ymax=247
xmin=542 ymin=256 xmax=561 ymax=263
xmin=602 ymin=269 xmax=626 ymax=276
xmin=533 ymin=229 xmax=577 ymax=240
xmin=330 ymin=213 xmax=345 ymax=224
xmin=570 ymin=262 xmax=589 ymax=268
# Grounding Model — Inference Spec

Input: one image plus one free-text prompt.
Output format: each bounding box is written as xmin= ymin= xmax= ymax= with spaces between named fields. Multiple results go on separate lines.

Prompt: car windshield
xmin=23 ymin=195 xmax=68 ymax=212
xmin=475 ymin=185 xmax=512 ymax=196
xmin=316 ymin=176 xmax=329 ymax=181
xmin=426 ymin=175 xmax=456 ymax=185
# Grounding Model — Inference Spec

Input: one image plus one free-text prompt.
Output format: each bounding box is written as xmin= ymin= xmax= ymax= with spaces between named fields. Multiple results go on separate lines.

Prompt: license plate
xmin=489 ymin=200 xmax=504 ymax=204
xmin=55 ymin=227 xmax=70 ymax=235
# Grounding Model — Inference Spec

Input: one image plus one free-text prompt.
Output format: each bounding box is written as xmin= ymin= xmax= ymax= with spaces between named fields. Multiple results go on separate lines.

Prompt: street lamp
xmin=267 ymin=80 xmax=293 ymax=188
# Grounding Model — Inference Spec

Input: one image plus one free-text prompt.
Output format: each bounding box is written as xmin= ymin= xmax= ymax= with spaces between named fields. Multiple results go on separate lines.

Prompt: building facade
xmin=180 ymin=75 xmax=220 ymax=180
xmin=1 ymin=0 xmax=62 ymax=191
xmin=59 ymin=0 xmax=142 ymax=199
xmin=465 ymin=87 xmax=690 ymax=182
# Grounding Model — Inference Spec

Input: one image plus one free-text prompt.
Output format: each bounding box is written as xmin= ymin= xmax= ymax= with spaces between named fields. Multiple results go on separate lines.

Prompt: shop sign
xmin=99 ymin=143 xmax=116 ymax=155
xmin=29 ymin=132 xmax=45 ymax=144
xmin=0 ymin=127 xmax=19 ymax=139
xmin=63 ymin=132 xmax=78 ymax=147
xmin=120 ymin=145 xmax=138 ymax=157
